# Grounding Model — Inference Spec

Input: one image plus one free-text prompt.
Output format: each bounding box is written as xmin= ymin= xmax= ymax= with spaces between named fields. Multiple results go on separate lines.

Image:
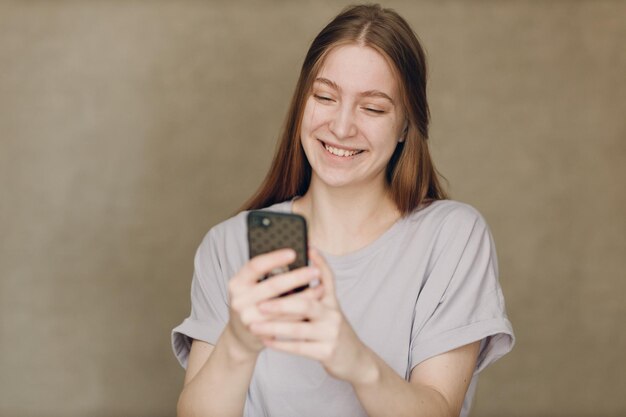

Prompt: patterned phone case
xmin=247 ymin=210 xmax=309 ymax=293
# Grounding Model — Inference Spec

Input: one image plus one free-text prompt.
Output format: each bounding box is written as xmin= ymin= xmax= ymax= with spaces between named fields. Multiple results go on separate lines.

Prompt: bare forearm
xmin=177 ymin=328 xmax=258 ymax=417
xmin=352 ymin=348 xmax=452 ymax=417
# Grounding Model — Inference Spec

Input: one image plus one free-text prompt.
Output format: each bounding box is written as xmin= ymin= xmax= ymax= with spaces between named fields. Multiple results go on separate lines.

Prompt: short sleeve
xmin=410 ymin=205 xmax=515 ymax=374
xmin=171 ymin=227 xmax=230 ymax=369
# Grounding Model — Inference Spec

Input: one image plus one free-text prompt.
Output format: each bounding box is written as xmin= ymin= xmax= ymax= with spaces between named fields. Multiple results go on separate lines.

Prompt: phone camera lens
xmin=262 ymin=218 xmax=271 ymax=227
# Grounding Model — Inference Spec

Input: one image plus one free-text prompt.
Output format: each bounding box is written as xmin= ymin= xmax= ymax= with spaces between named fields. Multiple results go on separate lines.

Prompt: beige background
xmin=1 ymin=1 xmax=625 ymax=416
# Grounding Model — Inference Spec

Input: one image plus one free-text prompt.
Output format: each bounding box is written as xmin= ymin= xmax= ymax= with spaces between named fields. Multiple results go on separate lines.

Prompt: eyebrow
xmin=314 ymin=77 xmax=395 ymax=105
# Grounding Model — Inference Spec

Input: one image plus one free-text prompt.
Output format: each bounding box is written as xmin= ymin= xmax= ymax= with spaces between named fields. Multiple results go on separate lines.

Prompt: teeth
xmin=324 ymin=143 xmax=361 ymax=157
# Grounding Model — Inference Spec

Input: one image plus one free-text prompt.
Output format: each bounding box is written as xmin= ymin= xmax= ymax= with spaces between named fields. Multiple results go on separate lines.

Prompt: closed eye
xmin=364 ymin=107 xmax=385 ymax=114
xmin=314 ymin=94 xmax=334 ymax=102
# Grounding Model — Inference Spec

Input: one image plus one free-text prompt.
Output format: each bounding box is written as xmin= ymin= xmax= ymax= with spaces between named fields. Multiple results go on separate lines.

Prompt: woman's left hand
xmin=249 ymin=247 xmax=372 ymax=384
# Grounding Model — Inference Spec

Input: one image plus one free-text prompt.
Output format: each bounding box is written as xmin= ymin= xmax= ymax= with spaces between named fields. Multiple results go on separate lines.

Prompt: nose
xmin=328 ymin=103 xmax=357 ymax=139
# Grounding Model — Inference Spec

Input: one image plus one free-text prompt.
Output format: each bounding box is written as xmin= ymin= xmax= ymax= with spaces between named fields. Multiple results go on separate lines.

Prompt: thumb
xmin=309 ymin=247 xmax=336 ymax=303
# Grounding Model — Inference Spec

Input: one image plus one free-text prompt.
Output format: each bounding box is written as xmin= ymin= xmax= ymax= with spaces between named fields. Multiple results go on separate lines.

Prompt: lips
xmin=319 ymin=140 xmax=365 ymax=158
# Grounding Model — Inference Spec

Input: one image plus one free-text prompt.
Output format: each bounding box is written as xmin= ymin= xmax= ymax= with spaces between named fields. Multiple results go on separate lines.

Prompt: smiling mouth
xmin=320 ymin=140 xmax=365 ymax=158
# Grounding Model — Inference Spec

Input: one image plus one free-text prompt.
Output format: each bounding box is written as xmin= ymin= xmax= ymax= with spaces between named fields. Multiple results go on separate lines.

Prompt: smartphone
xmin=247 ymin=210 xmax=309 ymax=295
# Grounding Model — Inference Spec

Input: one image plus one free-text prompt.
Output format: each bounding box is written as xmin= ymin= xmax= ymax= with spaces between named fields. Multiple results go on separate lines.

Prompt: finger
xmin=235 ymin=285 xmax=324 ymax=326
xmin=238 ymin=249 xmax=296 ymax=285
xmin=236 ymin=305 xmax=269 ymax=327
xmin=250 ymin=321 xmax=321 ymax=341
xmin=299 ymin=282 xmax=325 ymax=300
xmin=260 ymin=312 xmax=309 ymax=322
xmin=255 ymin=285 xmax=325 ymax=321
xmin=236 ymin=266 xmax=320 ymax=307
xmin=263 ymin=339 xmax=330 ymax=362
xmin=308 ymin=247 xmax=336 ymax=301
xmin=237 ymin=306 xmax=303 ymax=326
xmin=258 ymin=289 xmax=325 ymax=318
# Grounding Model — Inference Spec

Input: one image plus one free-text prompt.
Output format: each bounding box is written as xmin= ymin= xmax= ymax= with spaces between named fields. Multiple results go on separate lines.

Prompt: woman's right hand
xmin=226 ymin=248 xmax=323 ymax=356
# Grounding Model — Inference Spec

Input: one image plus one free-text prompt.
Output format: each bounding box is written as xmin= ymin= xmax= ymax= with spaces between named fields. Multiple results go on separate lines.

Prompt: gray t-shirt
xmin=172 ymin=199 xmax=515 ymax=417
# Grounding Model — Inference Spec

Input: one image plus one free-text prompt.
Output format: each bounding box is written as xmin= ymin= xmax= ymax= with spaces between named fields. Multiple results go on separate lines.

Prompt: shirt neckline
xmin=286 ymin=198 xmax=410 ymax=271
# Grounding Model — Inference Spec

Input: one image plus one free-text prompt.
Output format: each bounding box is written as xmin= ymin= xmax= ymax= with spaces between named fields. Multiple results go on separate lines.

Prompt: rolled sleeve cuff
xmin=171 ymin=318 xmax=225 ymax=369
xmin=410 ymin=317 xmax=515 ymax=374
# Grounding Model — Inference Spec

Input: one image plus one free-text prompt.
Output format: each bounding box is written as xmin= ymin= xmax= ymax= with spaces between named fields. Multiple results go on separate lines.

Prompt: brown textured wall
xmin=1 ymin=1 xmax=624 ymax=417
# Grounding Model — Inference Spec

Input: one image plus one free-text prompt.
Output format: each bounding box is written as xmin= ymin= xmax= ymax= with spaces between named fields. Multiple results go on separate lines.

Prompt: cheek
xmin=366 ymin=120 xmax=401 ymax=148
xmin=301 ymin=98 xmax=332 ymax=133
xmin=300 ymin=100 xmax=314 ymax=134
xmin=300 ymin=100 xmax=319 ymax=152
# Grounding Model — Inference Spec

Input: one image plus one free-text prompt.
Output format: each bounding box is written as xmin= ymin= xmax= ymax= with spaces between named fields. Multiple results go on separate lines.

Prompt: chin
xmin=314 ymin=169 xmax=379 ymax=190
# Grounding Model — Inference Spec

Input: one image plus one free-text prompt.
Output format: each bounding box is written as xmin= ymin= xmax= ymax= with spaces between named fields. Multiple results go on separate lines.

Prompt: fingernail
xmin=309 ymin=278 xmax=321 ymax=288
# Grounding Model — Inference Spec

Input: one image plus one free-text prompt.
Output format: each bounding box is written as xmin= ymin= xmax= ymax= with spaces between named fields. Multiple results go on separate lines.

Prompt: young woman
xmin=172 ymin=4 xmax=514 ymax=417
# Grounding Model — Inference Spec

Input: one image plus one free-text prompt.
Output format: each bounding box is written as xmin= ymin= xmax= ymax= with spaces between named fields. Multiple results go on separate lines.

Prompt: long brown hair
xmin=242 ymin=4 xmax=447 ymax=215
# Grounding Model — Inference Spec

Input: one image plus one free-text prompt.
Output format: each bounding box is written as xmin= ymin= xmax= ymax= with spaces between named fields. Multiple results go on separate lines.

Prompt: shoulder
xmin=407 ymin=199 xmax=488 ymax=231
xmin=400 ymin=200 xmax=493 ymax=260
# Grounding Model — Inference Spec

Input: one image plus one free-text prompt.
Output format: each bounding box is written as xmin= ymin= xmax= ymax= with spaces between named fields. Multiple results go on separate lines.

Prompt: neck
xmin=293 ymin=178 xmax=401 ymax=256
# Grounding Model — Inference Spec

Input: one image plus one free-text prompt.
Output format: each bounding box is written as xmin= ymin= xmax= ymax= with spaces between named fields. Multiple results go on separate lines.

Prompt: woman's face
xmin=300 ymin=44 xmax=405 ymax=191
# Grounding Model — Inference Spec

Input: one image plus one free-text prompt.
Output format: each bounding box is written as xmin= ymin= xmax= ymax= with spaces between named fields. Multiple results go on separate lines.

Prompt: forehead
xmin=315 ymin=44 xmax=398 ymax=96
